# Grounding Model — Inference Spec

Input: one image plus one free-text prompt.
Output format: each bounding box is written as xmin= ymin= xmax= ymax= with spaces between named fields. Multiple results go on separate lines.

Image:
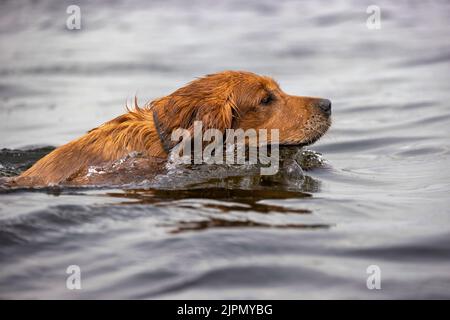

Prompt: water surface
xmin=1 ymin=0 xmax=450 ymax=299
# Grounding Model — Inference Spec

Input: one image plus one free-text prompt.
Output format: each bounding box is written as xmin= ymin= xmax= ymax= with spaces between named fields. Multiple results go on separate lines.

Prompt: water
xmin=1 ymin=0 xmax=450 ymax=299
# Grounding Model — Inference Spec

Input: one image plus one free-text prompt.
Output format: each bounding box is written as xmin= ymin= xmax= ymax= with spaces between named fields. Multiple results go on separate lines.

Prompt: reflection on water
xmin=171 ymin=218 xmax=330 ymax=234
xmin=105 ymin=187 xmax=324 ymax=233
xmin=1 ymin=0 xmax=450 ymax=299
xmin=106 ymin=188 xmax=312 ymax=206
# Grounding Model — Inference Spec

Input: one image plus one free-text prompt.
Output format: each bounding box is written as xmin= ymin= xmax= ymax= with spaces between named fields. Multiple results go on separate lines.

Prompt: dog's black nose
xmin=317 ymin=99 xmax=332 ymax=116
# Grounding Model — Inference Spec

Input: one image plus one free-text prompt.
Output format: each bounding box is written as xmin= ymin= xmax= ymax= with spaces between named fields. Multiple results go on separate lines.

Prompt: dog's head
xmin=151 ymin=70 xmax=331 ymax=150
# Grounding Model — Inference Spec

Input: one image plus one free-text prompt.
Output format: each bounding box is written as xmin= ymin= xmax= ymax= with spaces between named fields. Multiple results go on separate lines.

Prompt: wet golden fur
xmin=14 ymin=71 xmax=331 ymax=186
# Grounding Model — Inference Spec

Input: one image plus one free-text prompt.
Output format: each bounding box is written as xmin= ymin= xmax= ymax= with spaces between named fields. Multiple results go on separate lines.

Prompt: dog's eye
xmin=260 ymin=94 xmax=273 ymax=105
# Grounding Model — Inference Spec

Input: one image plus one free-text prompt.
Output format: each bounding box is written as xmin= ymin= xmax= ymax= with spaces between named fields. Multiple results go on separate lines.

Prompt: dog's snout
xmin=316 ymin=99 xmax=331 ymax=116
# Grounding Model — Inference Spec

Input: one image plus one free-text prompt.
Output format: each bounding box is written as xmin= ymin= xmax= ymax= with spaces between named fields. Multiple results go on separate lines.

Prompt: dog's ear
xmin=189 ymin=96 xmax=236 ymax=132
xmin=154 ymin=73 xmax=240 ymax=132
xmin=150 ymin=88 xmax=236 ymax=151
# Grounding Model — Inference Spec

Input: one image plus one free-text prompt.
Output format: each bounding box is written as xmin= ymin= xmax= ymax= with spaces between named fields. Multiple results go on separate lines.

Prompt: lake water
xmin=1 ymin=0 xmax=450 ymax=299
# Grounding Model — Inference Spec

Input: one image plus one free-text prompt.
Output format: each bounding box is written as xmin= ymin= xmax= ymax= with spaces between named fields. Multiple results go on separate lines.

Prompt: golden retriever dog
xmin=11 ymin=71 xmax=331 ymax=186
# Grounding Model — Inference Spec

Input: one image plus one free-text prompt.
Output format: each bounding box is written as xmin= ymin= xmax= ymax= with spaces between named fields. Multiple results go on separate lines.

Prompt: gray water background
xmin=0 ymin=0 xmax=450 ymax=299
